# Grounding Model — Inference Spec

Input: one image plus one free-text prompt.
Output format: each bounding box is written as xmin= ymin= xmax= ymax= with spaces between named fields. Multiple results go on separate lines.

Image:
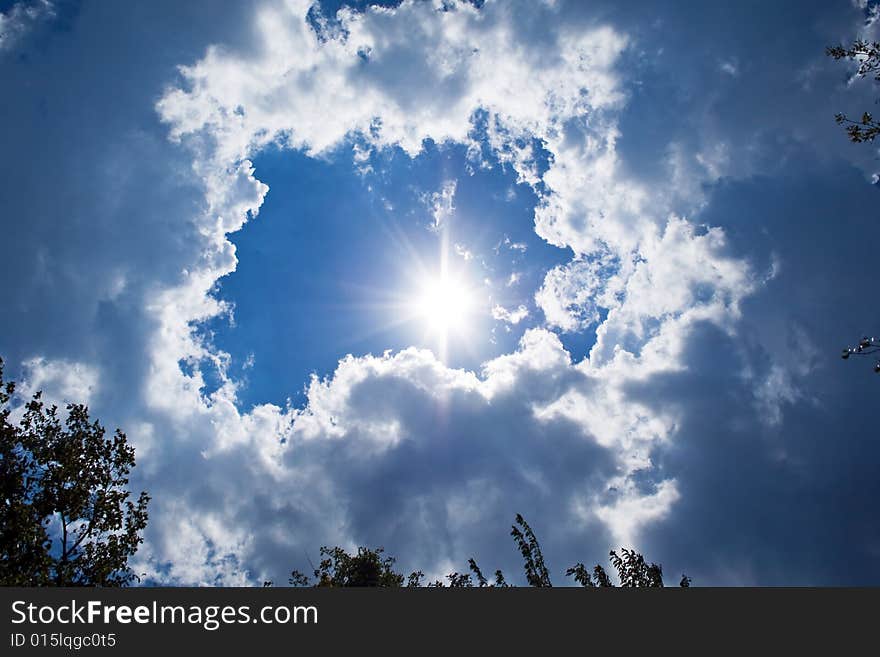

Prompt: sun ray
xmin=314 ymin=201 xmax=488 ymax=363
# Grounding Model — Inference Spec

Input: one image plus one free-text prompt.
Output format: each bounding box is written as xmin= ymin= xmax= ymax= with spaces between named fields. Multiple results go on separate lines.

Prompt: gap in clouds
xmin=205 ymin=137 xmax=591 ymax=412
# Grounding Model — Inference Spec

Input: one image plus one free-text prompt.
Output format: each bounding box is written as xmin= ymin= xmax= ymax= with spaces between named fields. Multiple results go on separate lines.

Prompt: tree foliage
xmin=285 ymin=514 xmax=689 ymax=588
xmin=566 ymin=549 xmax=664 ymax=588
xmin=841 ymin=336 xmax=880 ymax=373
xmin=289 ymin=545 xmax=413 ymax=587
xmin=0 ymin=359 xmax=149 ymax=586
xmin=827 ymin=40 xmax=880 ymax=142
xmin=826 ymin=40 xmax=880 ymax=370
xmin=510 ymin=513 xmax=552 ymax=587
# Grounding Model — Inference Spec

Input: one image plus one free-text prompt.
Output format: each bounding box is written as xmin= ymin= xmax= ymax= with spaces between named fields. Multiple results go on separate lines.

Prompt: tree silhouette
xmin=510 ymin=513 xmax=552 ymax=587
xmin=0 ymin=358 xmax=149 ymax=586
xmin=289 ymin=545 xmax=416 ymax=587
xmin=567 ymin=549 xmax=664 ymax=588
xmin=284 ymin=513 xmax=689 ymax=588
xmin=827 ymin=40 xmax=880 ymax=142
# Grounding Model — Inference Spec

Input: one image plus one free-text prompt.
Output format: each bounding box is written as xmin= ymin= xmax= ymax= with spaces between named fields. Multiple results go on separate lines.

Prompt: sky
xmin=3 ymin=0 xmax=880 ymax=585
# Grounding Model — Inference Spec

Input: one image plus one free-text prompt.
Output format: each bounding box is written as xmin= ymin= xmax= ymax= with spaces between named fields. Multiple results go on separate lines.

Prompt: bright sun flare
xmin=414 ymin=273 xmax=475 ymax=336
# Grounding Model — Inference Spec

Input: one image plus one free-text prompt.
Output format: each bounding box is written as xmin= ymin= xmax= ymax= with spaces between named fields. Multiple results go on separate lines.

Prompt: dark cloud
xmin=634 ymin=166 xmax=880 ymax=584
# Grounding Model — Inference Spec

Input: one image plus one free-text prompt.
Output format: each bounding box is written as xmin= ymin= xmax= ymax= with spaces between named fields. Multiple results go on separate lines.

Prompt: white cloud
xmin=128 ymin=328 xmax=666 ymax=583
xmin=453 ymin=243 xmax=474 ymax=260
xmin=157 ymin=0 xmax=626 ymax=160
xmin=18 ymin=357 xmax=100 ymax=408
xmin=492 ymin=304 xmax=529 ymax=325
xmin=0 ymin=0 xmax=53 ymax=52
xmin=593 ymin=479 xmax=680 ymax=549
xmin=536 ymin=255 xmax=618 ymax=333
xmin=426 ymin=180 xmax=457 ymax=231
xmin=719 ymin=59 xmax=739 ymax=77
xmin=589 ymin=217 xmax=755 ymax=368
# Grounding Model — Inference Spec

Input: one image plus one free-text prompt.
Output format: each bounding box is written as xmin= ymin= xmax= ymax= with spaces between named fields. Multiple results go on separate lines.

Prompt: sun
xmin=351 ymin=212 xmax=486 ymax=362
xmin=414 ymin=272 xmax=475 ymax=337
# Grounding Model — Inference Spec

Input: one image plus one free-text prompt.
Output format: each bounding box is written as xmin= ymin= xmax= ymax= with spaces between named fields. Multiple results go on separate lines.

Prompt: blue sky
xmin=3 ymin=0 xmax=880 ymax=585
xmin=207 ymin=139 xmax=569 ymax=409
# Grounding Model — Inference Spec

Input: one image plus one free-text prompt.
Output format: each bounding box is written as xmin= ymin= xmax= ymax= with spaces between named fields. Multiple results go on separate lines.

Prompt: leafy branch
xmin=841 ymin=336 xmax=880 ymax=372
xmin=827 ymin=40 xmax=880 ymax=142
